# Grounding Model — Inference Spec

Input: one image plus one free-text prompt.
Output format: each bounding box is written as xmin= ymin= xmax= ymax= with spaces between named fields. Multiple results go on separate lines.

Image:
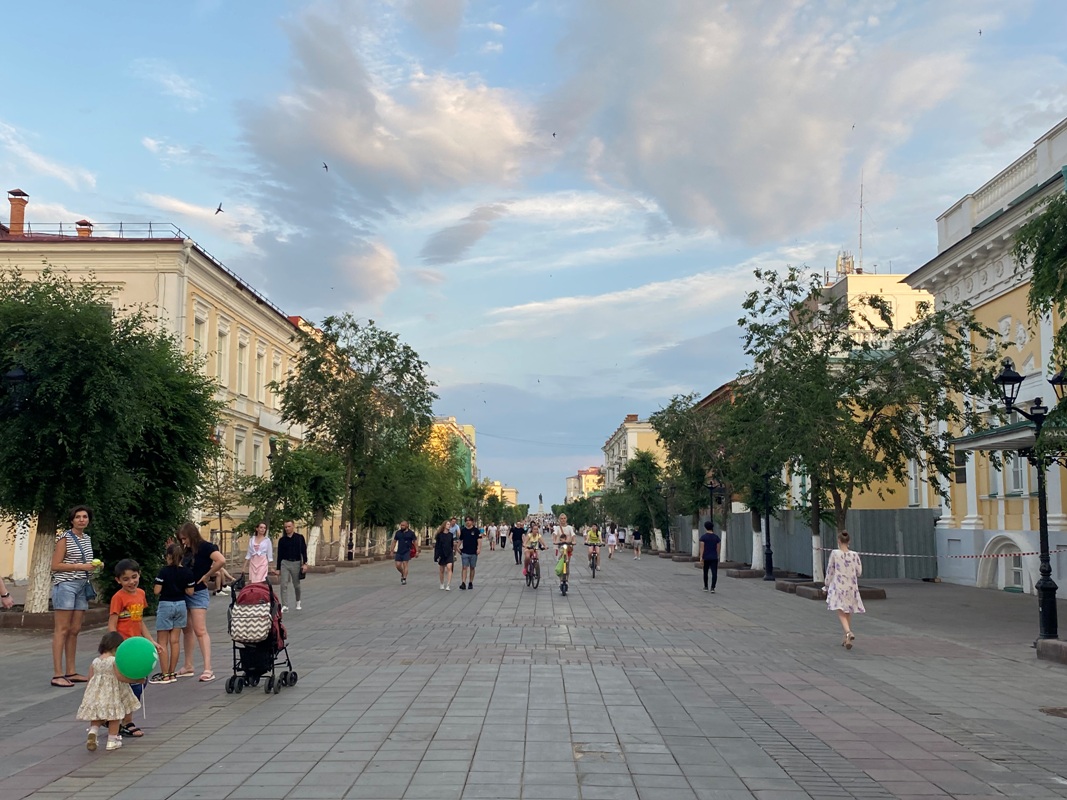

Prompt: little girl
xmin=77 ymin=632 xmax=141 ymax=752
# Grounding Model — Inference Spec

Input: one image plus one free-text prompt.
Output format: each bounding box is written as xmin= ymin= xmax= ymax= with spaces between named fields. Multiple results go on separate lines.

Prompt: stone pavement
xmin=3 ymin=547 xmax=1067 ymax=800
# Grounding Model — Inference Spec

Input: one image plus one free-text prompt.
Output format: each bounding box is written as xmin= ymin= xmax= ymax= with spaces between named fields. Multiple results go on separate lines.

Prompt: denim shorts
xmin=461 ymin=553 xmax=478 ymax=568
xmin=185 ymin=588 xmax=210 ymax=610
xmin=51 ymin=579 xmax=89 ymax=611
xmin=156 ymin=599 xmax=188 ymax=631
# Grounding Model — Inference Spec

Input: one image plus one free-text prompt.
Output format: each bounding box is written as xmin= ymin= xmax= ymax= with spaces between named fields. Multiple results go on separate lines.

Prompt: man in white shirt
xmin=553 ymin=513 xmax=575 ymax=557
xmin=487 ymin=523 xmax=498 ymax=551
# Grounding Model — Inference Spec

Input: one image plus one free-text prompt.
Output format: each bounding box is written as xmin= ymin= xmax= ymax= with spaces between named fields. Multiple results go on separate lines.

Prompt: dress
xmin=824 ymin=549 xmax=865 ymax=614
xmin=76 ymin=655 xmax=140 ymax=722
xmin=246 ymin=536 xmax=272 ymax=583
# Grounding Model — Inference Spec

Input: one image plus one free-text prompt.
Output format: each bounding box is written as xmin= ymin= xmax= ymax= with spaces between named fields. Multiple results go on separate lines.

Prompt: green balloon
xmin=115 ymin=636 xmax=156 ymax=680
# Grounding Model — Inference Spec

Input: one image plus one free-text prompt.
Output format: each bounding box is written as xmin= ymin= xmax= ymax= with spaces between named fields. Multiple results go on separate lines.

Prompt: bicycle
xmin=525 ymin=546 xmax=542 ymax=589
xmin=558 ymin=542 xmax=572 ymax=596
xmin=587 ymin=544 xmax=600 ymax=578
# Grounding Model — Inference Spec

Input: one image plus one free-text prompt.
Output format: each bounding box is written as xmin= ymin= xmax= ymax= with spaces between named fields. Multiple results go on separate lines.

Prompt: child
xmin=109 ymin=558 xmax=163 ymax=738
xmin=150 ymin=544 xmax=195 ymax=684
xmin=77 ymin=632 xmax=141 ymax=751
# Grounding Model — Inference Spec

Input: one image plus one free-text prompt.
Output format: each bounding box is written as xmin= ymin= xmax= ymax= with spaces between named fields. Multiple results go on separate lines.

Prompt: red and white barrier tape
xmin=819 ymin=547 xmax=1067 ymax=559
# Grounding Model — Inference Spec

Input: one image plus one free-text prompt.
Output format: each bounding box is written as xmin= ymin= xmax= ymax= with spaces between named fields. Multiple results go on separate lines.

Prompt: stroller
xmin=225 ymin=579 xmax=297 ymax=695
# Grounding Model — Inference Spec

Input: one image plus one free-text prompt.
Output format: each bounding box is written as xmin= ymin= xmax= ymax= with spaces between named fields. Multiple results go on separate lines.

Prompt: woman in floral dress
xmin=824 ymin=531 xmax=864 ymax=649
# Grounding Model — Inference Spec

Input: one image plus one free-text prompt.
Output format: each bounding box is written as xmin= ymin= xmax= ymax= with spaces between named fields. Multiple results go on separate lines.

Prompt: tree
xmin=615 ymin=450 xmax=665 ymax=538
xmin=197 ymin=442 xmax=250 ymax=555
xmin=1015 ymin=192 xmax=1067 ymax=367
xmin=734 ymin=267 xmax=999 ymax=579
xmin=650 ymin=393 xmax=732 ymax=520
xmin=273 ymin=315 xmax=436 ymax=542
xmin=0 ymin=269 xmax=221 ymax=611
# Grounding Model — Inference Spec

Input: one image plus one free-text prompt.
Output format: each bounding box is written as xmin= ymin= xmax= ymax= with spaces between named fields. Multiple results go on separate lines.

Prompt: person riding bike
xmin=585 ymin=524 xmax=603 ymax=570
xmin=523 ymin=524 xmax=545 ymax=574
xmin=553 ymin=514 xmax=575 ymax=557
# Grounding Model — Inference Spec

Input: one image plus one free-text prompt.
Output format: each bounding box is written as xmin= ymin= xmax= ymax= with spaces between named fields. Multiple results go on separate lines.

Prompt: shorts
xmin=461 ymin=553 xmax=478 ymax=568
xmin=395 ymin=551 xmax=411 ymax=562
xmin=155 ymin=599 xmax=188 ymax=631
xmin=185 ymin=588 xmax=211 ymax=610
xmin=51 ymin=579 xmax=89 ymax=611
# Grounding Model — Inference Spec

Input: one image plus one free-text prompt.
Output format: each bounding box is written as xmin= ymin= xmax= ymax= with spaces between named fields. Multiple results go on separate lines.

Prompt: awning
xmin=953 ymin=420 xmax=1036 ymax=452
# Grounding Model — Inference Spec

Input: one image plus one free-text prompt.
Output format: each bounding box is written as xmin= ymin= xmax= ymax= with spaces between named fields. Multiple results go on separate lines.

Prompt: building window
xmin=237 ymin=334 xmax=249 ymax=396
xmin=272 ymin=356 xmax=282 ymax=409
xmin=988 ymin=458 xmax=1000 ymax=496
xmin=216 ymin=322 xmax=230 ymax=384
xmin=255 ymin=347 xmax=266 ymax=403
xmin=1009 ymin=554 xmax=1023 ymax=588
xmin=233 ymin=433 xmax=246 ymax=475
xmin=252 ymin=440 xmax=263 ymax=477
xmin=953 ymin=449 xmax=967 ymax=484
xmin=907 ymin=459 xmax=921 ymax=507
xmin=1007 ymin=453 xmax=1026 ymax=495
xmin=193 ymin=316 xmax=207 ymax=362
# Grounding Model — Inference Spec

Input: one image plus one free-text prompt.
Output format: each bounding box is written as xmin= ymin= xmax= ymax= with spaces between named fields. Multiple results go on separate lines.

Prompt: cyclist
xmin=523 ymin=524 xmax=546 ymax=575
xmin=585 ymin=524 xmax=603 ymax=572
xmin=553 ymin=514 xmax=575 ymax=557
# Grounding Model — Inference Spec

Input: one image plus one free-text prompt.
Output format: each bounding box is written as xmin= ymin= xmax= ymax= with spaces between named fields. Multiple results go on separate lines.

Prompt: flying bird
xmin=323 ymin=162 xmax=329 ymax=172
xmin=978 ymin=28 xmax=982 ymax=36
xmin=552 ymin=132 xmax=556 ymax=138
xmin=215 ymin=203 xmax=223 ymax=215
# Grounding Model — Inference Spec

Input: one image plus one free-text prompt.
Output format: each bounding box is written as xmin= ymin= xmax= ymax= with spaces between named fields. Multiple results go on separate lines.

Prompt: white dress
xmin=824 ymin=549 xmax=865 ymax=614
xmin=76 ymin=655 xmax=140 ymax=722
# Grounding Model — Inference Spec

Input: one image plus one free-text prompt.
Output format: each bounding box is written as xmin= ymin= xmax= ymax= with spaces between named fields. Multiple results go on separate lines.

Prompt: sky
xmin=3 ymin=0 xmax=1067 ymax=507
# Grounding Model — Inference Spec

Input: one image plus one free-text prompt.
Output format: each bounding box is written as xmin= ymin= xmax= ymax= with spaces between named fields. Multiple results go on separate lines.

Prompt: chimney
xmin=624 ymin=413 xmax=639 ymax=423
xmin=7 ymin=189 xmax=28 ymax=237
xmin=75 ymin=219 xmax=93 ymax=238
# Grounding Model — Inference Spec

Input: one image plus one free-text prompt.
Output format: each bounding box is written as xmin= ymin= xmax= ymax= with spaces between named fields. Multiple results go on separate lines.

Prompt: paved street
xmin=3 ymin=547 xmax=1067 ymax=800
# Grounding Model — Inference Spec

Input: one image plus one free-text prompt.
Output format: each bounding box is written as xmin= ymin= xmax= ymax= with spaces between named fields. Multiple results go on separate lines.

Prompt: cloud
xmin=0 ymin=121 xmax=97 ymax=190
xmin=480 ymin=41 xmax=503 ymax=55
xmin=132 ymin=59 xmax=205 ymax=110
xmin=419 ymin=203 xmax=508 ymax=264
xmin=546 ymin=0 xmax=1001 ymax=243
xmin=400 ymin=0 xmax=466 ymax=48
xmin=339 ymin=239 xmax=400 ymax=301
xmin=138 ymin=192 xmax=266 ymax=250
xmin=141 ymin=136 xmax=190 ymax=164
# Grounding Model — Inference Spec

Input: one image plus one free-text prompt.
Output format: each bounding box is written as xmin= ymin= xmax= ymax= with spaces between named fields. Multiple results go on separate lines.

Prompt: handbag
xmin=411 ymin=540 xmax=419 ymax=558
xmin=65 ymin=531 xmax=97 ymax=601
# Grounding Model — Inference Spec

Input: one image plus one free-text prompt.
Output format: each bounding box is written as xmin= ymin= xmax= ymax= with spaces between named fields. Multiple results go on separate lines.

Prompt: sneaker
xmin=634 ymin=556 xmax=638 ymax=560
xmin=710 ymin=588 xmax=715 ymax=593
xmin=106 ymin=737 xmax=122 ymax=751
xmin=440 ymin=583 xmax=445 ymax=590
xmin=704 ymin=587 xmax=708 ymax=591
xmin=281 ymin=605 xmax=289 ymax=613
xmin=445 ymin=585 xmax=451 ymax=591
xmin=86 ymin=730 xmax=98 ymax=752
xmin=467 ymin=583 xmax=473 ymax=590
xmin=296 ymin=601 xmax=302 ymax=610
xmin=401 ymin=577 xmax=407 ymax=585
xmin=460 ymin=583 xmax=466 ymax=590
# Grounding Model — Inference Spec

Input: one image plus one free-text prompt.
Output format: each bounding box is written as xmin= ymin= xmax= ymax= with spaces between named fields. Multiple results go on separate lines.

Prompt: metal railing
xmin=20 ymin=221 xmax=189 ymax=239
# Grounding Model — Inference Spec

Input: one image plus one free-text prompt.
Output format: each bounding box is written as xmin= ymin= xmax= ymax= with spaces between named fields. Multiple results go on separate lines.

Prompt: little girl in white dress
xmin=77 ymin=632 xmax=141 ymax=751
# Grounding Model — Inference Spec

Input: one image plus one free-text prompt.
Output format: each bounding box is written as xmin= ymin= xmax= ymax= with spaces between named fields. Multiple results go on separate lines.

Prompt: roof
xmin=952 ymin=420 xmax=1035 ymax=452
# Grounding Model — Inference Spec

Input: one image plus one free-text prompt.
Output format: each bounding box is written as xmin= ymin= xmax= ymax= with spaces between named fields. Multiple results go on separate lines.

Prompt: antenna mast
xmin=858 ymin=172 xmax=864 ymax=273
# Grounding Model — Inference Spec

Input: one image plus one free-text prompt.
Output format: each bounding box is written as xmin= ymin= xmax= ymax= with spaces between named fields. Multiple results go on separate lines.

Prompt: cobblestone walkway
xmin=3 ymin=548 xmax=1067 ymax=799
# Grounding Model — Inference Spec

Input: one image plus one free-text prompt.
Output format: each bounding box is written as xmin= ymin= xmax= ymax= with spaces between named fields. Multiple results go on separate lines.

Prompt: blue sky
xmin=3 ymin=0 xmax=1067 ymax=507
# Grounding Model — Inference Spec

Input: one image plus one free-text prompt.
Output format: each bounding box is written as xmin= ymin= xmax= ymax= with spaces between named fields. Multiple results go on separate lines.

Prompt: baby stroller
xmin=225 ymin=579 xmax=297 ymax=695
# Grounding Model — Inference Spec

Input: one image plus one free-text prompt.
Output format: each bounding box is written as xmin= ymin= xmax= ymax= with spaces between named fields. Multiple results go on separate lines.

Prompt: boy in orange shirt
xmin=109 ymin=558 xmax=163 ymax=738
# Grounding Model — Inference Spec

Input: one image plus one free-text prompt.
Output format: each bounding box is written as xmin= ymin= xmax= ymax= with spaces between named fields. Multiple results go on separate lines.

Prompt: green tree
xmin=1015 ymin=192 xmax=1067 ymax=365
xmin=197 ymin=442 xmax=251 ymax=555
xmin=0 ymin=269 xmax=221 ymax=611
xmin=273 ymin=315 xmax=436 ymax=542
xmin=615 ymin=450 xmax=665 ymax=539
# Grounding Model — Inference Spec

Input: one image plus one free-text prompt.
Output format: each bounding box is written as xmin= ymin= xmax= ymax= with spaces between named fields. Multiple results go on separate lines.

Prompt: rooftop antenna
xmin=858 ymin=171 xmax=864 ymax=273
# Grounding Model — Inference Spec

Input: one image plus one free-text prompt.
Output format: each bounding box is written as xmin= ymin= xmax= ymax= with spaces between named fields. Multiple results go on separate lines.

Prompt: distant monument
xmin=538 ymin=493 xmax=544 ymax=516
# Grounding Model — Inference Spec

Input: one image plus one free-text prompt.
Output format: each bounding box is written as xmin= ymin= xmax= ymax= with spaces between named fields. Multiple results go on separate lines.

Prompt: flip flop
xmin=51 ymin=675 xmax=74 ymax=688
xmin=198 ymin=671 xmax=216 ymax=682
xmin=65 ymin=673 xmax=89 ymax=683
xmin=175 ymin=668 xmax=195 ymax=678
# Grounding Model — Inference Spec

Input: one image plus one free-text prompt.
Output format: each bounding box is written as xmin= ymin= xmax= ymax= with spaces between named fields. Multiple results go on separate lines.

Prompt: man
xmin=448 ymin=517 xmax=460 ymax=537
xmin=498 ymin=522 xmax=508 ymax=550
xmin=553 ymin=513 xmax=575 ymax=557
xmin=698 ymin=520 xmax=721 ymax=592
xmin=393 ymin=520 xmax=417 ymax=585
xmin=457 ymin=516 xmax=481 ymax=590
xmin=276 ymin=520 xmax=308 ymax=612
xmin=487 ymin=522 xmax=497 ymax=551
xmin=509 ymin=520 xmax=526 ymax=564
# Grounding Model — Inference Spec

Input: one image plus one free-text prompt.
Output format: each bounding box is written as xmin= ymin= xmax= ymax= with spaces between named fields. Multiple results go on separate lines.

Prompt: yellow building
xmin=602 ymin=415 xmax=667 ymax=489
xmin=485 ymin=480 xmax=519 ymax=506
xmin=905 ymin=117 xmax=1067 ymax=592
xmin=0 ymin=190 xmax=310 ymax=580
xmin=430 ymin=416 xmax=477 ymax=486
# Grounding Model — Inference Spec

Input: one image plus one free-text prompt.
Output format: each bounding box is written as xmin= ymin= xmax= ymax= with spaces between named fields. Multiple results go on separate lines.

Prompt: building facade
xmin=430 ymin=416 xmax=477 ymax=487
xmin=905 ymin=118 xmax=1067 ymax=593
xmin=602 ymin=414 xmax=666 ymax=489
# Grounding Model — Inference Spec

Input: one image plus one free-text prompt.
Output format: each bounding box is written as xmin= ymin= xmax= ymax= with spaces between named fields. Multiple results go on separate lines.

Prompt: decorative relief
xmin=980 ymin=269 xmax=989 ymax=286
xmin=1015 ymin=323 xmax=1028 ymax=348
xmin=1022 ymin=355 xmax=1036 ymax=374
xmin=998 ymin=316 xmax=1012 ymax=339
xmin=995 ymin=259 xmax=1005 ymax=277
xmin=965 ymin=277 xmax=974 ymax=294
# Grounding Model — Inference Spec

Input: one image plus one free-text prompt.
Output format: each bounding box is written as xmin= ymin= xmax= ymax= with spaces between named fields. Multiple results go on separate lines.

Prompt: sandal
xmin=198 ymin=671 xmax=216 ymax=682
xmin=51 ymin=675 xmax=74 ymax=688
xmin=147 ymin=672 xmax=169 ymax=684
xmin=119 ymin=723 xmax=144 ymax=738
xmin=65 ymin=673 xmax=89 ymax=683
xmin=175 ymin=668 xmax=195 ymax=678
xmin=844 ymin=632 xmax=855 ymax=650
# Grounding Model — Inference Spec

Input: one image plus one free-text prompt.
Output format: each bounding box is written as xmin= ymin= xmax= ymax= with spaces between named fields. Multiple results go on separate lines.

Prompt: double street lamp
xmin=994 ymin=357 xmax=1065 ymax=641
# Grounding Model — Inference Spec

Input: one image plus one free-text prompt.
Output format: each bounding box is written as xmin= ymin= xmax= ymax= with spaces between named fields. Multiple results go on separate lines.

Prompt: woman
xmin=245 ymin=522 xmax=273 ymax=584
xmin=631 ymin=527 xmax=642 ymax=559
xmin=606 ymin=523 xmax=618 ymax=559
xmin=824 ymin=531 xmax=864 ymax=649
xmin=49 ymin=505 xmax=97 ymax=688
xmin=177 ymin=522 xmax=226 ymax=682
xmin=433 ymin=521 xmax=455 ymax=591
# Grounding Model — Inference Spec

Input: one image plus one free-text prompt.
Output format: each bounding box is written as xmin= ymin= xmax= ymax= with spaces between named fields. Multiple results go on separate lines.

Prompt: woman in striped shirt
xmin=50 ymin=506 xmax=97 ymax=688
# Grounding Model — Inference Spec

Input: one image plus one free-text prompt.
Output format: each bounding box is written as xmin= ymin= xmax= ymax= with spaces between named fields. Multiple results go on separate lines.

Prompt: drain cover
xmin=1040 ymin=707 xmax=1067 ymax=718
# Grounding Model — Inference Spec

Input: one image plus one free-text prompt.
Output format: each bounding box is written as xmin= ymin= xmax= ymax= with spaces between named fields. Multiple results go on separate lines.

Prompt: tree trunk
xmin=25 ymin=505 xmax=60 ymax=613
xmin=810 ymin=475 xmax=824 ymax=583
xmin=749 ymin=507 xmax=764 ymax=571
xmin=308 ymin=508 xmax=325 ymax=566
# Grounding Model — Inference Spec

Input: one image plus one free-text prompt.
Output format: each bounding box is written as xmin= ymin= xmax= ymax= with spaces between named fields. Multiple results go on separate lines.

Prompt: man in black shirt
xmin=276 ymin=520 xmax=308 ymax=612
xmin=457 ymin=516 xmax=481 ymax=590
xmin=510 ymin=521 xmax=526 ymax=564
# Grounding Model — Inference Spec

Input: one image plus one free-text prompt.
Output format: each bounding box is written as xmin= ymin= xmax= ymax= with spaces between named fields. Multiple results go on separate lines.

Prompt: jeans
xmin=702 ymin=560 xmax=719 ymax=590
xmin=279 ymin=560 xmax=302 ymax=607
xmin=513 ymin=543 xmax=522 ymax=564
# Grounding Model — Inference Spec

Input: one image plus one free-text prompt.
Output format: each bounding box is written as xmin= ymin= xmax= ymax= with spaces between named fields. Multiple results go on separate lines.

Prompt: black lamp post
xmin=762 ymin=473 xmax=775 ymax=581
xmin=994 ymin=356 xmax=1060 ymax=641
xmin=658 ymin=482 xmax=674 ymax=554
xmin=3 ymin=366 xmax=30 ymax=412
xmin=705 ymin=476 xmax=726 ymax=526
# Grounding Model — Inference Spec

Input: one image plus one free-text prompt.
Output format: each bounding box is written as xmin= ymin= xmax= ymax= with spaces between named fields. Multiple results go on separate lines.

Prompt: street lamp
xmin=705 ymin=475 xmax=726 ymax=525
xmin=762 ymin=473 xmax=775 ymax=582
xmin=994 ymin=356 xmax=1059 ymax=641
xmin=658 ymin=482 xmax=674 ymax=554
xmin=2 ymin=366 xmax=30 ymax=412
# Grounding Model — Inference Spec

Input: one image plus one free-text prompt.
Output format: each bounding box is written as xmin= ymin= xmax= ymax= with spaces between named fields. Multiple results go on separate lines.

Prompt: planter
xmin=336 ymin=560 xmax=361 ymax=569
xmin=672 ymin=555 xmax=697 ymax=562
xmin=305 ymin=564 xmax=335 ymax=574
xmin=795 ymin=583 xmax=887 ymax=601
xmin=775 ymin=578 xmax=809 ymax=594
xmin=658 ymin=552 xmax=674 ymax=559
xmin=0 ymin=605 xmax=111 ymax=631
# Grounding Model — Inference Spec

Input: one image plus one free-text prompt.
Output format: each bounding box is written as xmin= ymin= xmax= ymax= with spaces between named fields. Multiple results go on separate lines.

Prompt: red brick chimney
xmin=76 ymin=219 xmax=93 ymax=237
xmin=624 ymin=414 xmax=639 ymax=423
xmin=7 ymin=189 xmax=28 ymax=236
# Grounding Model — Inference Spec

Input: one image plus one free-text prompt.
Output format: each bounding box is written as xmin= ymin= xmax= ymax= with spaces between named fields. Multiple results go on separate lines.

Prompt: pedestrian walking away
xmin=433 ymin=521 xmax=455 ymax=590
xmin=49 ymin=505 xmax=97 ymax=688
xmin=825 ymin=530 xmax=864 ymax=649
xmin=510 ymin=520 xmax=526 ymax=564
xmin=698 ymin=520 xmax=721 ymax=592
xmin=393 ymin=521 xmax=417 ymax=585
xmin=277 ymin=520 xmax=307 ymax=612
xmin=487 ymin=523 xmax=497 ymax=551
xmin=457 ymin=516 xmax=481 ymax=590
xmin=631 ymin=527 xmax=642 ymax=559
xmin=607 ymin=523 xmax=618 ymax=558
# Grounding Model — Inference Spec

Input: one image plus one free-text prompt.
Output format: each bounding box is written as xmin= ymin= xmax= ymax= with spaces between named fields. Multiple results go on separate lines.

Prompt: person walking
xmin=433 ymin=521 xmax=455 ymax=590
xmin=486 ymin=523 xmax=497 ymax=552
xmin=50 ymin=505 xmax=97 ymax=688
xmin=631 ymin=527 xmax=642 ymax=559
xmin=498 ymin=522 xmax=508 ymax=550
xmin=277 ymin=520 xmax=307 ymax=612
xmin=457 ymin=516 xmax=481 ymax=590
xmin=698 ymin=520 xmax=721 ymax=592
xmin=393 ymin=520 xmax=416 ymax=585
xmin=824 ymin=531 xmax=864 ymax=649
xmin=244 ymin=522 xmax=273 ymax=584
xmin=606 ymin=523 xmax=618 ymax=559
xmin=510 ymin=520 xmax=526 ymax=565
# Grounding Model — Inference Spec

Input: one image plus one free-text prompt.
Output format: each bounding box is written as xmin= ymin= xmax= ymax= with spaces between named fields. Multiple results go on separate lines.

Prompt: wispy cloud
xmin=0 ymin=121 xmax=96 ymax=190
xmin=480 ymin=41 xmax=503 ymax=55
xmin=138 ymin=192 xmax=265 ymax=249
xmin=141 ymin=136 xmax=190 ymax=164
xmin=132 ymin=59 xmax=205 ymax=110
